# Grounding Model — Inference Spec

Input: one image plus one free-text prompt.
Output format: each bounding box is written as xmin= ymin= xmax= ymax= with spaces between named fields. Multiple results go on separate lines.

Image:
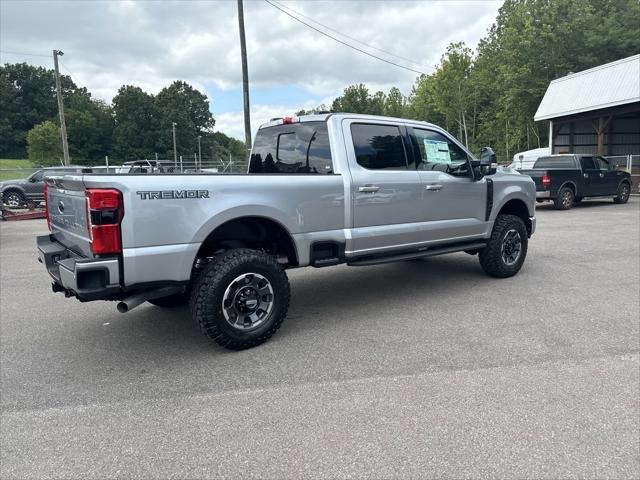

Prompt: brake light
xmin=282 ymin=116 xmax=293 ymax=124
xmin=542 ymin=171 xmax=551 ymax=188
xmin=85 ymin=188 xmax=123 ymax=255
xmin=44 ymin=183 xmax=51 ymax=231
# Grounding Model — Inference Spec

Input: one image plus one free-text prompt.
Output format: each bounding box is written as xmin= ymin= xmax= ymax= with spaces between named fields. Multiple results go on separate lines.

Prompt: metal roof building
xmin=534 ymin=54 xmax=640 ymax=157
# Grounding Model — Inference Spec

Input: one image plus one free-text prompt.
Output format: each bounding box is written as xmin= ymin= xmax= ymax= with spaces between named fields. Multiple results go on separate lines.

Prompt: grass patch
xmin=0 ymin=159 xmax=33 ymax=169
xmin=0 ymin=159 xmax=36 ymax=181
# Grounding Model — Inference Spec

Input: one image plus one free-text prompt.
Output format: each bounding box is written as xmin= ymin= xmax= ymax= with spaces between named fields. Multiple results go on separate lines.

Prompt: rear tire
xmin=613 ymin=182 xmax=630 ymax=204
xmin=190 ymin=248 xmax=290 ymax=350
xmin=554 ymin=187 xmax=574 ymax=210
xmin=479 ymin=214 xmax=528 ymax=278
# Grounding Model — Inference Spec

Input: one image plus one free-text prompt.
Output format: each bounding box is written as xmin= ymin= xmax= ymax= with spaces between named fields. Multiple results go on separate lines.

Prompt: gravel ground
xmin=1 ymin=197 xmax=639 ymax=479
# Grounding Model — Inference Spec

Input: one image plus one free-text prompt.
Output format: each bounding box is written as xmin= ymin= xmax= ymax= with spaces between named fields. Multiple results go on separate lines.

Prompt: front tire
xmin=554 ymin=186 xmax=574 ymax=210
xmin=3 ymin=190 xmax=26 ymax=208
xmin=613 ymin=182 xmax=630 ymax=204
xmin=479 ymin=214 xmax=528 ymax=278
xmin=190 ymin=248 xmax=290 ymax=350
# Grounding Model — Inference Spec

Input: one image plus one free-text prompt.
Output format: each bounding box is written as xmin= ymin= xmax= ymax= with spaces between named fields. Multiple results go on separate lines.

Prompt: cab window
xmin=411 ymin=129 xmax=470 ymax=176
xmin=350 ymin=123 xmax=408 ymax=170
xmin=595 ymin=157 xmax=612 ymax=171
xmin=580 ymin=156 xmax=596 ymax=170
xmin=30 ymin=171 xmax=45 ymax=182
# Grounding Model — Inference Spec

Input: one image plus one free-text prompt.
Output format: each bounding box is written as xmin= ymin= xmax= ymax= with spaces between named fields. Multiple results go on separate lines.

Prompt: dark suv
xmin=1 ymin=166 xmax=90 ymax=207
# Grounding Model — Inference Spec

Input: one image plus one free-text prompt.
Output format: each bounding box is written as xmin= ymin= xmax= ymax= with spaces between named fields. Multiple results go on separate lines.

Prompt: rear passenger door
xmin=343 ymin=120 xmax=423 ymax=254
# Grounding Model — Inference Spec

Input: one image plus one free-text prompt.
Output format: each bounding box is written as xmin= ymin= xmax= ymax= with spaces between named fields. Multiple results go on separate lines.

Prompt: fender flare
xmin=558 ymin=181 xmax=578 ymax=196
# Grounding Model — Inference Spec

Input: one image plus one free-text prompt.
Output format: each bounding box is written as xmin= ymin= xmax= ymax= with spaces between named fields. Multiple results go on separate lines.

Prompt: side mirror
xmin=479 ymin=147 xmax=496 ymax=166
xmin=471 ymin=147 xmax=497 ymax=179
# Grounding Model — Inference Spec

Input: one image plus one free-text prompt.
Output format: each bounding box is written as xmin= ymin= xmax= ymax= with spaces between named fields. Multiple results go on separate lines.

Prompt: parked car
xmin=118 ymin=160 xmax=177 ymax=174
xmin=1 ymin=166 xmax=91 ymax=207
xmin=520 ymin=154 xmax=632 ymax=209
xmin=37 ymin=113 xmax=536 ymax=350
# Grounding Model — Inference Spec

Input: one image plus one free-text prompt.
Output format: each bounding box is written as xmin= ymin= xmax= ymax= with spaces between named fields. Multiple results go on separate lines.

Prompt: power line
xmin=264 ymin=0 xmax=426 ymax=75
xmin=270 ymin=0 xmax=427 ymax=70
xmin=58 ymin=59 xmax=86 ymax=90
xmin=0 ymin=49 xmax=52 ymax=59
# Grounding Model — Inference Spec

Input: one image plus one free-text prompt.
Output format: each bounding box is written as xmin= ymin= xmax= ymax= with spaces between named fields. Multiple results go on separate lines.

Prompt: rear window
xmin=533 ymin=156 xmax=576 ymax=169
xmin=249 ymin=121 xmax=333 ymax=174
xmin=351 ymin=123 xmax=408 ymax=170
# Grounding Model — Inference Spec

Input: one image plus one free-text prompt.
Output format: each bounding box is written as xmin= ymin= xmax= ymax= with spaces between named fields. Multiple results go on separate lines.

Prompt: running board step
xmin=347 ymin=241 xmax=487 ymax=267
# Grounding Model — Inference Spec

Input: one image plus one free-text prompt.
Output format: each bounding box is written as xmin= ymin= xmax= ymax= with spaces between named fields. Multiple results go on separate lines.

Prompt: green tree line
xmin=300 ymin=0 xmax=639 ymax=162
xmin=0 ymin=64 xmax=245 ymax=166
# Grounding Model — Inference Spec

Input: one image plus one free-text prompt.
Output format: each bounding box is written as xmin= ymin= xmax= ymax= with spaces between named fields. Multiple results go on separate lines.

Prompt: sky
xmin=0 ymin=0 xmax=502 ymax=141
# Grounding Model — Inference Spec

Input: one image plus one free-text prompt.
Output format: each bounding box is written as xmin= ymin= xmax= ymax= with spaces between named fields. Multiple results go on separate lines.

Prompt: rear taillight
xmin=85 ymin=188 xmax=123 ymax=255
xmin=44 ymin=183 xmax=51 ymax=231
xmin=542 ymin=171 xmax=551 ymax=188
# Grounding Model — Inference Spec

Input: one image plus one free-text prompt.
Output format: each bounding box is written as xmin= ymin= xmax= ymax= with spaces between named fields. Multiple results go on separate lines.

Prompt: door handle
xmin=425 ymin=184 xmax=443 ymax=191
xmin=358 ymin=185 xmax=380 ymax=193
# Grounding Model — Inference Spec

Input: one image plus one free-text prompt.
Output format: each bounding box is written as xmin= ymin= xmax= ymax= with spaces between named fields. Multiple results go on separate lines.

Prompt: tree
xmin=27 ymin=120 xmax=62 ymax=166
xmin=66 ymin=93 xmax=114 ymax=164
xmin=155 ymin=81 xmax=215 ymax=158
xmin=331 ymin=84 xmax=372 ymax=113
xmin=384 ymin=87 xmax=407 ymax=118
xmin=111 ymin=85 xmax=160 ymax=160
xmin=0 ymin=63 xmax=82 ymax=158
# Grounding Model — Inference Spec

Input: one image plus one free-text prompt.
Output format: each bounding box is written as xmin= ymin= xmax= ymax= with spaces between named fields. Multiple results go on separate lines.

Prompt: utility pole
xmin=53 ymin=50 xmax=70 ymax=166
xmin=197 ymin=135 xmax=202 ymax=170
xmin=237 ymin=0 xmax=252 ymax=152
xmin=172 ymin=122 xmax=178 ymax=167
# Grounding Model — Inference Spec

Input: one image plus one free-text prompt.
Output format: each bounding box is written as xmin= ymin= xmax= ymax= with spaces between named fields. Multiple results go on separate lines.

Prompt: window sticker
xmin=424 ymin=139 xmax=451 ymax=164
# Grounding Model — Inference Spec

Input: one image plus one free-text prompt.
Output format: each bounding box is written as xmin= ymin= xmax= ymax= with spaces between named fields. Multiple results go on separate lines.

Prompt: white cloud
xmin=1 ymin=0 xmax=501 ymax=139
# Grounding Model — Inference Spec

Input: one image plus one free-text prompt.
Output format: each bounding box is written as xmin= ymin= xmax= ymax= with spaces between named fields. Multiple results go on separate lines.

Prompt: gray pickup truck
xmin=37 ymin=113 xmax=536 ymax=349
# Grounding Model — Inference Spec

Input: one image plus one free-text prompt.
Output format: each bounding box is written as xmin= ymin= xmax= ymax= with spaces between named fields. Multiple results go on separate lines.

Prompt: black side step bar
xmin=347 ymin=241 xmax=487 ymax=267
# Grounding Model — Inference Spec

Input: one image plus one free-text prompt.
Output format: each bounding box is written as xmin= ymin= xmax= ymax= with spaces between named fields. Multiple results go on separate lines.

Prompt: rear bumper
xmin=536 ymin=191 xmax=551 ymax=199
xmin=37 ymin=235 xmax=121 ymax=301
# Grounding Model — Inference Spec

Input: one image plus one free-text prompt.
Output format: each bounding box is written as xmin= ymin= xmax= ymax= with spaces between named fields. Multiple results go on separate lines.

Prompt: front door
xmin=594 ymin=157 xmax=622 ymax=195
xmin=22 ymin=170 xmax=45 ymax=201
xmin=343 ymin=120 xmax=424 ymax=254
xmin=578 ymin=156 xmax=600 ymax=196
xmin=409 ymin=127 xmax=488 ymax=241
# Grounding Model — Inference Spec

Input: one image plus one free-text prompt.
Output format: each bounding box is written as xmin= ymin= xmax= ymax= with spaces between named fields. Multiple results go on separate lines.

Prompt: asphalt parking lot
xmin=1 ymin=197 xmax=639 ymax=479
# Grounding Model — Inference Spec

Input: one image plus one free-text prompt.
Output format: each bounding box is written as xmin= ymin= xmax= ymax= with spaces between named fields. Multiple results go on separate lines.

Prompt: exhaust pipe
xmin=117 ymin=286 xmax=184 ymax=313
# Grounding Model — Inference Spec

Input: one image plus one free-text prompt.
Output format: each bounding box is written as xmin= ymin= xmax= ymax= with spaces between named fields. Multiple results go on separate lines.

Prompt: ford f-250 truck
xmin=37 ymin=114 xmax=536 ymax=350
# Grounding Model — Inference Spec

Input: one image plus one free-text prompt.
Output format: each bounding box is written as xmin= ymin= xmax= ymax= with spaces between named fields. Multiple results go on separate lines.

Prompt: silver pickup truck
xmin=37 ymin=113 xmax=536 ymax=349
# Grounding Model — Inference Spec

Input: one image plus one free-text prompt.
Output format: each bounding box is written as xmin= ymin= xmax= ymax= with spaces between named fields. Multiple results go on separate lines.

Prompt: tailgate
xmin=519 ymin=170 xmax=546 ymax=191
xmin=46 ymin=176 xmax=92 ymax=256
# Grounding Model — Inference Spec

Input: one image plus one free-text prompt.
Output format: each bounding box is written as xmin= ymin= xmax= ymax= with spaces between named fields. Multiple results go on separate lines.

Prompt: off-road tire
xmin=148 ymin=292 xmax=189 ymax=308
xmin=190 ymin=248 xmax=290 ymax=350
xmin=553 ymin=186 xmax=574 ymax=210
xmin=613 ymin=182 xmax=630 ymax=204
xmin=3 ymin=190 xmax=26 ymax=208
xmin=479 ymin=214 xmax=528 ymax=278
